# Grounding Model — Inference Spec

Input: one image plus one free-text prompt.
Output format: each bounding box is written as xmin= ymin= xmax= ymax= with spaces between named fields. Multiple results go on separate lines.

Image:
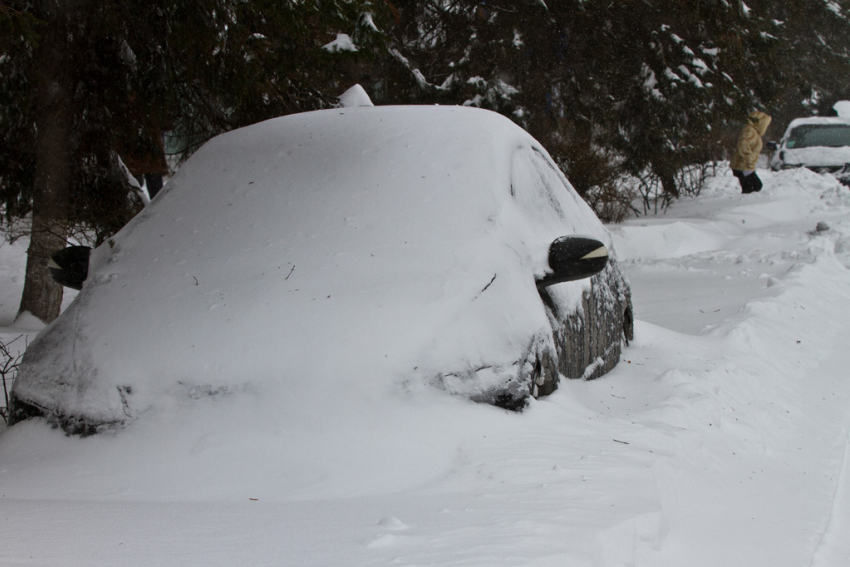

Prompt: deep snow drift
xmin=2 ymin=165 xmax=850 ymax=566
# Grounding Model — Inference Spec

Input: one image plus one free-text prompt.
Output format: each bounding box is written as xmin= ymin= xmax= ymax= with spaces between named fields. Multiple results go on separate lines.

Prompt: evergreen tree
xmin=376 ymin=0 xmax=850 ymax=198
xmin=759 ymin=0 xmax=850 ymax=122
xmin=0 ymin=0 xmax=385 ymax=323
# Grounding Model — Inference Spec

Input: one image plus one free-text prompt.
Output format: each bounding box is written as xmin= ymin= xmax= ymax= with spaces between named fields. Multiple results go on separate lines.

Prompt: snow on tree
xmin=376 ymin=0 xmax=850 ymax=200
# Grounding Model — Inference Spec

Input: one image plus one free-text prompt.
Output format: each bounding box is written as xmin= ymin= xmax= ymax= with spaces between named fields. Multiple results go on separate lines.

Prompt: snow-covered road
xmin=2 ymin=166 xmax=850 ymax=566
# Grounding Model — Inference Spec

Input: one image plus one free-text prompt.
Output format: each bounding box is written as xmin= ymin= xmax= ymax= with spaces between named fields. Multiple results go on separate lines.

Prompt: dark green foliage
xmin=0 ymin=2 xmax=39 ymax=221
xmin=0 ymin=0 xmax=386 ymax=235
xmin=0 ymin=0 xmax=387 ymax=321
xmin=760 ymin=0 xmax=850 ymax=124
xmin=129 ymin=0 xmax=387 ymax=157
xmin=376 ymin=0 xmax=850 ymax=199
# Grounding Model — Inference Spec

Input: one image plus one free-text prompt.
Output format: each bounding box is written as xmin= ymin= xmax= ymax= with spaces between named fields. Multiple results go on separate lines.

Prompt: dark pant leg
xmin=741 ymin=171 xmax=764 ymax=193
xmin=733 ymin=170 xmax=762 ymax=193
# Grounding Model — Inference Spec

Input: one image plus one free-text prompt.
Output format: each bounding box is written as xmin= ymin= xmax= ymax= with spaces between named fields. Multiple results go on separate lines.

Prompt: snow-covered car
xmin=10 ymin=105 xmax=633 ymax=435
xmin=769 ymin=116 xmax=850 ymax=172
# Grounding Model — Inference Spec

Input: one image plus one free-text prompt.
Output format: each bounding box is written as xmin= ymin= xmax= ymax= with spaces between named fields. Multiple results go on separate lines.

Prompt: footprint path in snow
xmin=602 ymin=168 xmax=850 ymax=566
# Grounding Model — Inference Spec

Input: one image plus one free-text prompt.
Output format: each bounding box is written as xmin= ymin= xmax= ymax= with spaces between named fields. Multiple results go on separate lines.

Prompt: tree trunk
xmin=16 ymin=4 xmax=76 ymax=324
xmin=652 ymin=159 xmax=680 ymax=199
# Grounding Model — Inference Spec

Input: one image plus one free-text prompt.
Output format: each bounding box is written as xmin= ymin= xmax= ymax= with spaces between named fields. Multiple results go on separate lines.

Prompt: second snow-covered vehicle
xmin=10 ymin=105 xmax=633 ymax=434
xmin=769 ymin=116 xmax=850 ymax=172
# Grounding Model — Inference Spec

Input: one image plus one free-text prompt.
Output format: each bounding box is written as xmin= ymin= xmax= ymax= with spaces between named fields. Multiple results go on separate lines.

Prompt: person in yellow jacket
xmin=731 ymin=111 xmax=772 ymax=193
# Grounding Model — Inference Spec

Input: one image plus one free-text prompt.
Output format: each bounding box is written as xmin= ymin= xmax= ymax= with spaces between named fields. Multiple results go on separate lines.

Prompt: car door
xmin=510 ymin=144 xmax=634 ymax=382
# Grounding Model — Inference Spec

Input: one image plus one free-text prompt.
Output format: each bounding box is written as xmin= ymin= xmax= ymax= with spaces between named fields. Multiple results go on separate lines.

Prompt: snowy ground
xmin=2 ymin=165 xmax=850 ymax=566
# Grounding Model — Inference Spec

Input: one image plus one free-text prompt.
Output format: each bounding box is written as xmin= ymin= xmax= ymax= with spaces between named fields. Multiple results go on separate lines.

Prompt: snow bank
xmin=4 ymin=156 xmax=850 ymax=567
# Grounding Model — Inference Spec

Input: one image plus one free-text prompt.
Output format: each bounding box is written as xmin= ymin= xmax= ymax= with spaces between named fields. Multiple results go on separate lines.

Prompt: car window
xmin=510 ymin=145 xmax=604 ymax=238
xmin=511 ymin=147 xmax=566 ymax=220
xmin=787 ymin=125 xmax=850 ymax=148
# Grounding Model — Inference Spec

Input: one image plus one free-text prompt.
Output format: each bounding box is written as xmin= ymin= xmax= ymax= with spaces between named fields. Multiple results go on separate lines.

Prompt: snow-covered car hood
xmin=12 ymin=106 xmax=611 ymax=429
xmin=777 ymin=146 xmax=850 ymax=169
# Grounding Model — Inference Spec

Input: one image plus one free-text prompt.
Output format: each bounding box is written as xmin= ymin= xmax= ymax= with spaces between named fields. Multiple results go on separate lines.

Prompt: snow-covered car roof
xmin=784 ymin=116 xmax=850 ymax=129
xmin=12 ymin=105 xmax=617 ymax=431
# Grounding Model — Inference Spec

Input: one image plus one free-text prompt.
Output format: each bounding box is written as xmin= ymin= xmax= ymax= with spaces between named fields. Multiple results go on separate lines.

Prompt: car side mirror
xmin=48 ymin=246 xmax=92 ymax=290
xmin=766 ymin=141 xmax=779 ymax=151
xmin=536 ymin=236 xmax=609 ymax=289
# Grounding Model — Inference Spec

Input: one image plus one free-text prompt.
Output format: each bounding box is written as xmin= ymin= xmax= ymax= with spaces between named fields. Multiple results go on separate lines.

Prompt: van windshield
xmin=786 ymin=124 xmax=850 ymax=149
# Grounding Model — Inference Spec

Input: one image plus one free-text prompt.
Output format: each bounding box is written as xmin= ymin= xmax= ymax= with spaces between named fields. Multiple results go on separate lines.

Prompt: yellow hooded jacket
xmin=731 ymin=111 xmax=772 ymax=171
